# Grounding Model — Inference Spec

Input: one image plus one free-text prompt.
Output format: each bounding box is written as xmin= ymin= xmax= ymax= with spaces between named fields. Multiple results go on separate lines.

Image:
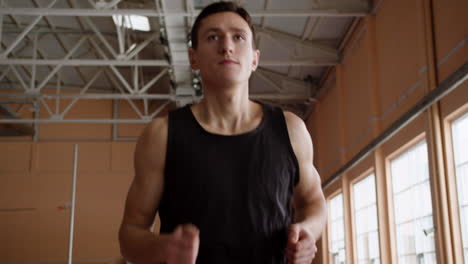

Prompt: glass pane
xmin=451 ymin=112 xmax=468 ymax=262
xmin=353 ymin=173 xmax=381 ymax=263
xmin=329 ymin=193 xmax=346 ymax=263
xmin=390 ymin=141 xmax=437 ymax=262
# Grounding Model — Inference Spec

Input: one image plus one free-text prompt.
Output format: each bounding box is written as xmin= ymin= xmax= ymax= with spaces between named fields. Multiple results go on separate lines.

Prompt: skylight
xmin=112 ymin=15 xmax=150 ymax=32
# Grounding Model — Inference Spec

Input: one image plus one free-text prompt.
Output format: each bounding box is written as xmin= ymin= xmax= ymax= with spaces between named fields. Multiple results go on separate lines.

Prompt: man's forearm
xmin=294 ymin=200 xmax=327 ymax=240
xmin=119 ymin=224 xmax=169 ymax=264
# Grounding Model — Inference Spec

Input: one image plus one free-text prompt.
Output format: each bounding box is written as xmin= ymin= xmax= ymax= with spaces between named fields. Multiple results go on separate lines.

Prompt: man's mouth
xmin=219 ymin=59 xmax=238 ymax=65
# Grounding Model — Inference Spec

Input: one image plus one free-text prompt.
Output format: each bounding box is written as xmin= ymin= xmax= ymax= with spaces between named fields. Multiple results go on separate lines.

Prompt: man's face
xmin=189 ymin=12 xmax=260 ymax=87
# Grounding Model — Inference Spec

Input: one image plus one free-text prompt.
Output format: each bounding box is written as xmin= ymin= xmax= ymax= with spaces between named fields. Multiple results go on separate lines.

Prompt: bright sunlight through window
xmin=451 ymin=112 xmax=468 ymax=263
xmin=329 ymin=193 xmax=346 ymax=264
xmin=112 ymin=15 xmax=150 ymax=32
xmin=390 ymin=141 xmax=436 ymax=263
xmin=353 ymin=173 xmax=381 ymax=264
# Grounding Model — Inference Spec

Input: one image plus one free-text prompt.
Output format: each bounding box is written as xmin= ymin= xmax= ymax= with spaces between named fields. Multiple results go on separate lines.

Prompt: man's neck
xmin=191 ymin=82 xmax=262 ymax=135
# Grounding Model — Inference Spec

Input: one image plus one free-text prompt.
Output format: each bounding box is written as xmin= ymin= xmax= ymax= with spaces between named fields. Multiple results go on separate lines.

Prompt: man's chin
xmin=204 ymin=74 xmax=249 ymax=87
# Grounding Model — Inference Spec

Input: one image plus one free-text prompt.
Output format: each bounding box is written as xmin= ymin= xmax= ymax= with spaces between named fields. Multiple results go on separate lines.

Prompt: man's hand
xmin=286 ymin=224 xmax=317 ymax=264
xmin=166 ymin=224 xmax=200 ymax=264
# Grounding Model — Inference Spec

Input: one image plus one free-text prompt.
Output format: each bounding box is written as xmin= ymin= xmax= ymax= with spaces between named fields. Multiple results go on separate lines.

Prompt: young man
xmin=119 ymin=2 xmax=326 ymax=264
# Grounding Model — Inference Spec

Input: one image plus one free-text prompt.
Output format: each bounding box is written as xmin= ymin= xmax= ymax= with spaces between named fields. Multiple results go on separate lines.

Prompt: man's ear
xmin=252 ymin=49 xmax=260 ymax=72
xmin=188 ymin=48 xmax=199 ymax=70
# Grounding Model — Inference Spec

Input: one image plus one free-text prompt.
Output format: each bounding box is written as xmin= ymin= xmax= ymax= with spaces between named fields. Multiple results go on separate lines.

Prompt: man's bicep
xmin=294 ymin=161 xmax=323 ymax=208
xmin=122 ymin=117 xmax=167 ymax=229
xmin=283 ymin=111 xmax=324 ymax=208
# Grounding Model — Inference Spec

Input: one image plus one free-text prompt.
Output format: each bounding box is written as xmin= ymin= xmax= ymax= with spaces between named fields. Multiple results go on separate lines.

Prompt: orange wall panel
xmin=78 ymin=142 xmax=112 ymax=172
xmin=315 ymin=82 xmax=343 ymax=179
xmin=433 ymin=0 xmax=468 ymax=119
xmin=111 ymin=142 xmax=136 ymax=172
xmin=118 ymin=124 xmax=145 ymax=138
xmin=374 ymin=0 xmax=429 ymax=130
xmin=432 ymin=0 xmax=468 ymax=81
xmin=73 ymin=172 xmax=127 ymax=258
xmin=341 ymin=26 xmax=376 ymax=159
xmin=440 ymin=81 xmax=468 ymax=119
xmin=0 ymin=142 xmax=32 ymax=172
xmin=0 ymin=211 xmax=39 ymax=260
xmin=0 ymin=142 xmax=136 ymax=262
xmin=35 ymin=143 xmax=74 ymax=172
xmin=40 ymin=123 xmax=112 ymax=139
xmin=0 ymin=172 xmax=37 ymax=209
xmin=37 ymin=207 xmax=72 ymax=260
xmin=62 ymin=100 xmax=112 ymax=119
xmin=36 ymin=172 xmax=72 ymax=211
xmin=380 ymin=113 xmax=427 ymax=158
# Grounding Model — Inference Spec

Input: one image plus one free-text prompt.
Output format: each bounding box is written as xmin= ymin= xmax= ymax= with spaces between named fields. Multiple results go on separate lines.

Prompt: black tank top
xmin=159 ymin=102 xmax=299 ymax=264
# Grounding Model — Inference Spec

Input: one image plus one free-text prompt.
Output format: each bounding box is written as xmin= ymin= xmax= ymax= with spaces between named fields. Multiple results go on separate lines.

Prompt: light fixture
xmin=112 ymin=15 xmax=150 ymax=32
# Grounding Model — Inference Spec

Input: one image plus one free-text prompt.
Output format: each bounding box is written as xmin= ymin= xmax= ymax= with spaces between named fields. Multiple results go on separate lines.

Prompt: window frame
xmin=443 ymin=103 xmax=468 ymax=262
xmin=326 ymin=189 xmax=347 ymax=264
xmin=385 ymin=133 xmax=438 ymax=263
xmin=350 ymin=168 xmax=382 ymax=264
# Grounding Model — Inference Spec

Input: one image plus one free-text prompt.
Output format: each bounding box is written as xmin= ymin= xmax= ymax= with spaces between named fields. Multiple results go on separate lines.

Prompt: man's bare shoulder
xmin=283 ymin=111 xmax=313 ymax=160
xmin=283 ymin=111 xmax=310 ymax=143
xmin=138 ymin=115 xmax=168 ymax=145
xmin=145 ymin=115 xmax=168 ymax=138
xmin=134 ymin=115 xmax=169 ymax=171
xmin=283 ymin=111 xmax=306 ymax=131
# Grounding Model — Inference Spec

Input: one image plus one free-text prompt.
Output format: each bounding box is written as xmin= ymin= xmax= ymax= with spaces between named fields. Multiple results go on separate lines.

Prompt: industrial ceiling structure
xmin=0 ymin=0 xmax=371 ymax=135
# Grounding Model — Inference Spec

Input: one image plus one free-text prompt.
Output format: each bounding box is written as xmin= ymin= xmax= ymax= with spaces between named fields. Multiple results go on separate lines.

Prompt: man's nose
xmin=219 ymin=37 xmax=233 ymax=54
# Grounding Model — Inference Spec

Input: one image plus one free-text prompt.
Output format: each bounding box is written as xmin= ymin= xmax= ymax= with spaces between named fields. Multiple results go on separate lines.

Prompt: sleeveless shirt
xmin=159 ymin=102 xmax=299 ymax=264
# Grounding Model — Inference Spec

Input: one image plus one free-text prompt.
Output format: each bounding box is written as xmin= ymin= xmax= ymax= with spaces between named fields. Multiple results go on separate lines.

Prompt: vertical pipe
xmin=30 ymin=33 xmax=38 ymax=91
xmin=68 ymin=144 xmax=78 ymax=264
xmin=133 ymin=65 xmax=138 ymax=93
xmin=33 ymin=101 xmax=40 ymax=141
xmin=116 ymin=15 xmax=125 ymax=55
xmin=56 ymin=71 xmax=61 ymax=115
xmin=113 ymin=99 xmax=118 ymax=141
xmin=143 ymin=98 xmax=148 ymax=116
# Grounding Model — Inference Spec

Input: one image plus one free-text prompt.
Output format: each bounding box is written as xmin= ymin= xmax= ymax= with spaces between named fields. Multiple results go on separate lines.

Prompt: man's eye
xmin=207 ymin=35 xmax=218 ymax=40
xmin=234 ymin=35 xmax=245 ymax=40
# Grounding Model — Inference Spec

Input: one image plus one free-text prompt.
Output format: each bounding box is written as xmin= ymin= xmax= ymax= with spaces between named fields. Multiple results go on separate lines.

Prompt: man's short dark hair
xmin=190 ymin=1 xmax=256 ymax=49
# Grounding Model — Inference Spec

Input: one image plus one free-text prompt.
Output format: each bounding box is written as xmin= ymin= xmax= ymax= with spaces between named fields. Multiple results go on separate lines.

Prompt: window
xmin=451 ymin=112 xmax=468 ymax=263
xmin=112 ymin=15 xmax=150 ymax=31
xmin=329 ymin=193 xmax=346 ymax=264
xmin=390 ymin=141 xmax=437 ymax=263
xmin=353 ymin=173 xmax=381 ymax=264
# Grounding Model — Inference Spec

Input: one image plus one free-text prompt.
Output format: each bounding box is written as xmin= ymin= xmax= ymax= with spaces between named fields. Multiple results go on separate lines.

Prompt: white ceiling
xmin=0 ymin=0 xmax=370 ymax=122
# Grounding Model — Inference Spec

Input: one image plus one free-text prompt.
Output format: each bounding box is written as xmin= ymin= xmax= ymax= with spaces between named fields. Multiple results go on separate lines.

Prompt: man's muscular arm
xmin=118 ymin=117 xmax=200 ymax=264
xmin=119 ymin=117 xmax=170 ymax=262
xmin=284 ymin=111 xmax=327 ymax=264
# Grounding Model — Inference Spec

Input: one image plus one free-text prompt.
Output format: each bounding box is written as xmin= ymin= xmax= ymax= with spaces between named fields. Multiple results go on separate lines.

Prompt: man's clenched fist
xmin=166 ymin=224 xmax=200 ymax=264
xmin=286 ymin=224 xmax=317 ymax=264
